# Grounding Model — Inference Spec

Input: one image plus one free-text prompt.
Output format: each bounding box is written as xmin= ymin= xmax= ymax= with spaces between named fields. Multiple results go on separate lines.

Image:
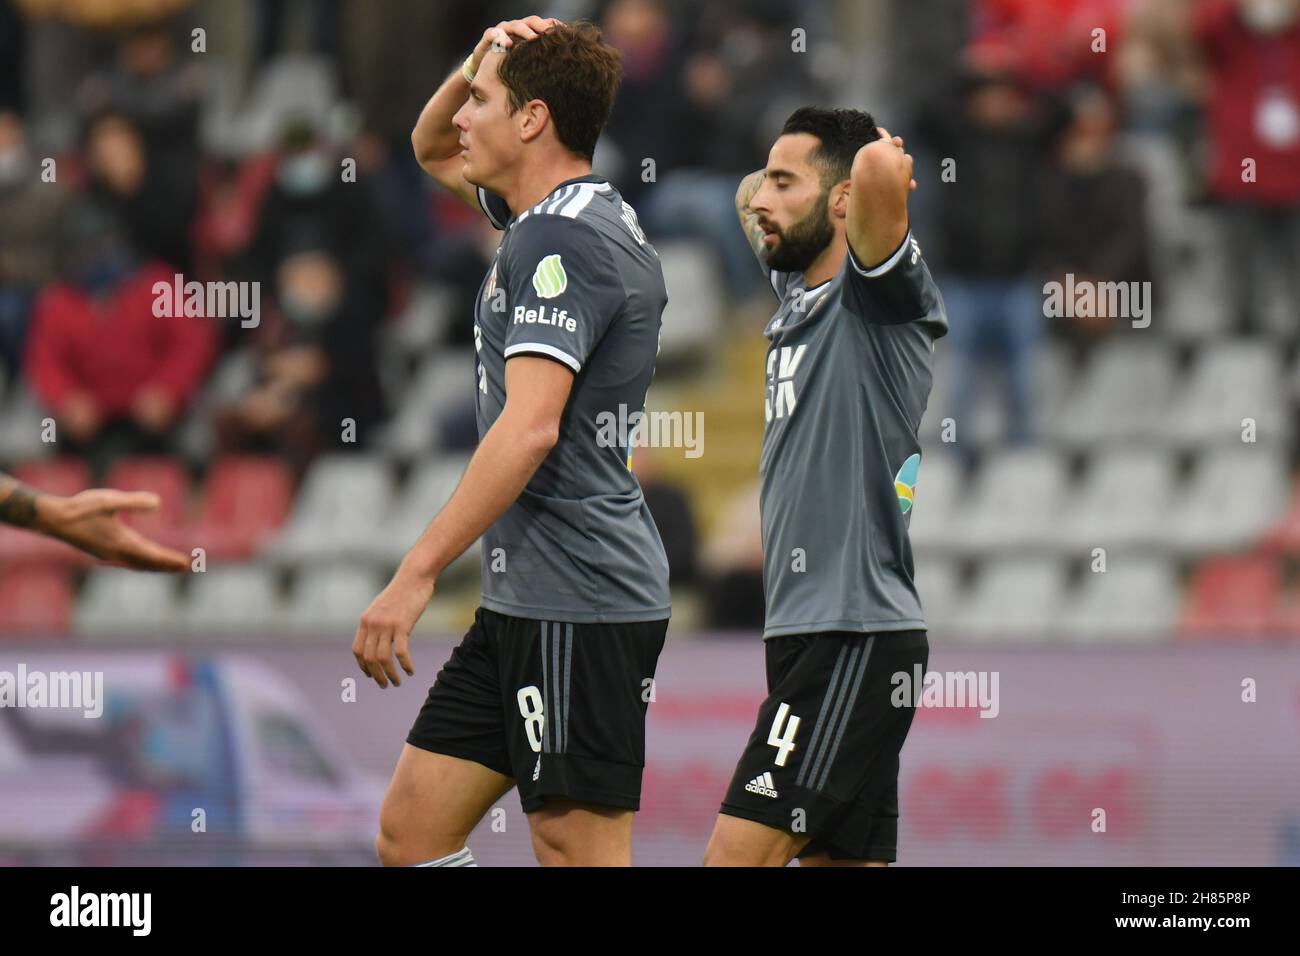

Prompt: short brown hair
xmin=497 ymin=21 xmax=622 ymax=162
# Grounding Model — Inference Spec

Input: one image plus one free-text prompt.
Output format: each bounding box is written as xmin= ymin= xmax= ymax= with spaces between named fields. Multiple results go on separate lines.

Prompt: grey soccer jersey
xmin=758 ymin=232 xmax=947 ymax=638
xmin=470 ymin=175 xmax=671 ymax=623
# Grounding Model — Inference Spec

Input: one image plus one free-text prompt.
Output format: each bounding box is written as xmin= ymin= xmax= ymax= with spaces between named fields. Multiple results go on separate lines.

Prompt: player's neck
xmin=795 ymin=230 xmax=847 ymax=290
xmin=802 ymin=231 xmax=848 ymax=289
xmin=503 ymin=156 xmax=595 ymax=217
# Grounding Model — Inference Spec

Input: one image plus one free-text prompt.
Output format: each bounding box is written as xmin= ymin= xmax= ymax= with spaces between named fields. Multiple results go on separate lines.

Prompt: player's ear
xmin=518 ymin=98 xmax=549 ymax=146
xmin=831 ymin=179 xmax=851 ymax=221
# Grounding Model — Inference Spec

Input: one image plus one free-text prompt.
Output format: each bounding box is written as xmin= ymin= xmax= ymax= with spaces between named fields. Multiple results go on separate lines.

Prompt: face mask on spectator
xmin=0 ymin=144 xmax=28 ymax=187
xmin=277 ymin=151 xmax=332 ymax=196
xmin=68 ymin=247 xmax=133 ymax=294
xmin=1241 ymin=0 xmax=1299 ymax=34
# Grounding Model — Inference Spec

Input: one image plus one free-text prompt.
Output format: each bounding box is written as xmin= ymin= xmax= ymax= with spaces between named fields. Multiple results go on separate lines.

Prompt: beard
xmin=764 ymin=194 xmax=835 ymax=273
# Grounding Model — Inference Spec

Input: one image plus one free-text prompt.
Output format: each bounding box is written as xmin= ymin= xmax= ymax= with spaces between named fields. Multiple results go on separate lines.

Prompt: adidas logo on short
xmin=533 ymin=756 xmax=541 ymax=782
xmin=745 ymin=771 xmax=779 ymax=798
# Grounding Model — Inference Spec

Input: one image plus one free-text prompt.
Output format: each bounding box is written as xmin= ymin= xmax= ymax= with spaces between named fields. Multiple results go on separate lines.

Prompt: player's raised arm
xmin=845 ymin=127 xmax=916 ymax=269
xmin=411 ymin=16 xmax=559 ymax=207
xmin=735 ymin=168 xmax=768 ymax=258
xmin=0 ymin=472 xmax=190 ymax=572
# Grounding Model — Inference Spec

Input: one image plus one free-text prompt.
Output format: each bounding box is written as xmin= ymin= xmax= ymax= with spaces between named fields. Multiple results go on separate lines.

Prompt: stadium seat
xmin=375 ymin=350 xmax=474 ymax=459
xmin=282 ymin=564 xmax=385 ymax=635
xmin=74 ymin=568 xmax=179 ymax=639
xmin=1262 ymin=477 xmax=1300 ymax=555
xmin=1054 ymin=448 xmax=1177 ymax=554
xmin=101 ymin=457 xmax=192 ymax=549
xmin=0 ymin=565 xmax=73 ymax=634
xmin=1180 ymin=555 xmax=1284 ymax=637
xmin=915 ymin=558 xmax=962 ymax=639
xmin=946 ymin=448 xmax=1069 ymax=554
xmin=951 ymin=556 xmax=1068 ymax=641
xmin=190 ymin=455 xmax=294 ymax=560
xmin=1165 ymin=342 xmax=1286 ymax=448
xmin=380 ymin=282 xmax=457 ymax=364
xmin=1164 ymin=446 xmax=1290 ymax=556
xmin=182 ymin=566 xmax=281 ymax=634
xmin=656 ymin=241 xmax=724 ymax=364
xmin=267 ymin=455 xmax=394 ymax=563
xmin=0 ymin=385 xmax=54 ymax=463
xmin=1054 ymin=340 xmax=1174 ymax=448
xmin=1058 ymin=556 xmax=1179 ymax=640
xmin=906 ymin=450 xmax=964 ymax=554
xmin=367 ymin=454 xmax=478 ymax=572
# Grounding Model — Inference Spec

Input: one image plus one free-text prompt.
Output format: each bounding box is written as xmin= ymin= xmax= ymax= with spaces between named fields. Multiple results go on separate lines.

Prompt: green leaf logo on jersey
xmin=894 ymin=453 xmax=921 ymax=514
xmin=532 ymin=254 xmax=568 ymax=299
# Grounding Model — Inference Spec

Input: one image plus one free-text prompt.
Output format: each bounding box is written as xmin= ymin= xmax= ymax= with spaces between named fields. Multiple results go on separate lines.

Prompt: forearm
xmin=849 ymin=145 xmax=912 ymax=265
xmin=400 ymin=415 xmax=556 ymax=581
xmin=412 ymin=63 xmax=474 ymax=167
xmin=0 ymin=474 xmax=40 ymax=529
xmin=735 ymin=169 xmax=766 ymax=257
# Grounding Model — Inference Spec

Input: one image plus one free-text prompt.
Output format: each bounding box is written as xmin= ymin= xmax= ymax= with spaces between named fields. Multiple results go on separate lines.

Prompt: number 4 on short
xmin=767 ymin=702 xmax=800 ymax=767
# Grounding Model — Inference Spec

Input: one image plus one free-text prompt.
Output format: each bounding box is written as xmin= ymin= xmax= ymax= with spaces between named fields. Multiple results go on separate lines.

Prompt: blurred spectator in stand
xmin=917 ymin=49 xmax=1070 ymax=453
xmin=640 ymin=0 xmax=826 ymax=302
xmin=255 ymin=0 xmax=340 ymax=67
xmin=77 ymin=19 xmax=202 ymax=269
xmin=600 ymin=0 xmax=687 ymax=206
xmin=970 ymin=0 xmax=1129 ymax=93
xmin=1035 ymin=85 xmax=1153 ymax=350
xmin=244 ymin=117 xmax=395 ymax=327
xmin=0 ymin=0 xmax=25 ymax=113
xmin=0 ymin=109 xmax=65 ymax=375
xmin=1194 ymin=0 xmax=1300 ymax=342
xmin=701 ymin=479 xmax=764 ymax=630
xmin=213 ymin=247 xmax=386 ymax=474
xmin=24 ymin=199 xmax=217 ymax=475
xmin=631 ymin=446 xmax=699 ymax=588
xmin=343 ymin=0 xmax=445 ymax=274
xmin=1117 ymin=0 xmax=1206 ymax=200
xmin=83 ymin=110 xmax=194 ymax=272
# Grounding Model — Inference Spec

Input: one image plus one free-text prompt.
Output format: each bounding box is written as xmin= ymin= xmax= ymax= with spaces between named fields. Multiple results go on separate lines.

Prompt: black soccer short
xmin=720 ymin=630 xmax=929 ymax=862
xmin=407 ymin=607 xmax=668 ymax=813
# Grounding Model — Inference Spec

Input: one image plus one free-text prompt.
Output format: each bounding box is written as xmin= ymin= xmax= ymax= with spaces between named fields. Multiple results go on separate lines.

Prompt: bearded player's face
xmin=749 ymin=133 xmax=837 ymax=274
xmin=452 ymin=55 xmax=519 ymax=191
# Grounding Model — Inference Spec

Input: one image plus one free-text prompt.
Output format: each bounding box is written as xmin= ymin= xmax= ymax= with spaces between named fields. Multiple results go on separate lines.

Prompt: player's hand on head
xmin=353 ymin=567 xmax=430 ymax=689
xmin=477 ymin=16 xmax=561 ymax=57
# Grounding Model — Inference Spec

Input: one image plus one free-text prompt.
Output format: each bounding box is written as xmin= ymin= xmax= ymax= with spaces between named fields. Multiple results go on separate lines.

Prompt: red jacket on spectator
xmin=25 ymin=262 xmax=217 ymax=420
xmin=1196 ymin=0 xmax=1300 ymax=205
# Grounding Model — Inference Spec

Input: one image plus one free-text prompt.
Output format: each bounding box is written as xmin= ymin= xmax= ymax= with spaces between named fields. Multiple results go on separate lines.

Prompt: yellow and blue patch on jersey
xmin=894 ymin=452 xmax=920 ymax=514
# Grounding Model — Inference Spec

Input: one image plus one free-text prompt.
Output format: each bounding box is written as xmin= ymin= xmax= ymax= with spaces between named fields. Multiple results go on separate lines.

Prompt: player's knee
xmin=375 ymin=807 xmax=465 ymax=867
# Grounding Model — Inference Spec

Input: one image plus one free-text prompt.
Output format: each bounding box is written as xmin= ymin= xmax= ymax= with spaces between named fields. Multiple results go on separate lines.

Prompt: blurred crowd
xmin=0 ymin=0 xmax=1298 ymax=633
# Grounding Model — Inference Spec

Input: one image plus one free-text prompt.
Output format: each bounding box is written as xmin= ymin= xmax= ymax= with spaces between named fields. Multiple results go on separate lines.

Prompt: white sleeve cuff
xmin=849 ymin=231 xmax=913 ymax=278
xmin=504 ymin=342 xmax=581 ymax=373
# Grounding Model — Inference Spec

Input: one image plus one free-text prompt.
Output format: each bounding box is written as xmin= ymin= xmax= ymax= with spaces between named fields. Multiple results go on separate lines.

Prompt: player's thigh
xmin=527 ymin=797 xmax=634 ymax=867
xmin=377 ymin=746 xmax=514 ymax=865
xmin=704 ymin=810 xmax=809 ymax=867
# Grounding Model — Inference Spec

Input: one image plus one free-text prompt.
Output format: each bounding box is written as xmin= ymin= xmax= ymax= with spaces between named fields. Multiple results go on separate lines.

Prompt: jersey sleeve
xmin=842 ymin=230 xmax=948 ymax=336
xmin=477 ymin=186 xmax=512 ymax=230
xmin=501 ymin=214 xmax=624 ymax=373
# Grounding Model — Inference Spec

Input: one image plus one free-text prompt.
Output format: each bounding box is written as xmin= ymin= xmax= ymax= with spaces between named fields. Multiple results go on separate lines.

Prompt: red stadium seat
xmin=0 ymin=564 xmax=73 ymax=634
xmin=1180 ymin=555 xmax=1284 ymax=638
xmin=100 ymin=457 xmax=192 ymax=548
xmin=189 ymin=455 xmax=294 ymax=560
xmin=1263 ymin=480 xmax=1300 ymax=556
